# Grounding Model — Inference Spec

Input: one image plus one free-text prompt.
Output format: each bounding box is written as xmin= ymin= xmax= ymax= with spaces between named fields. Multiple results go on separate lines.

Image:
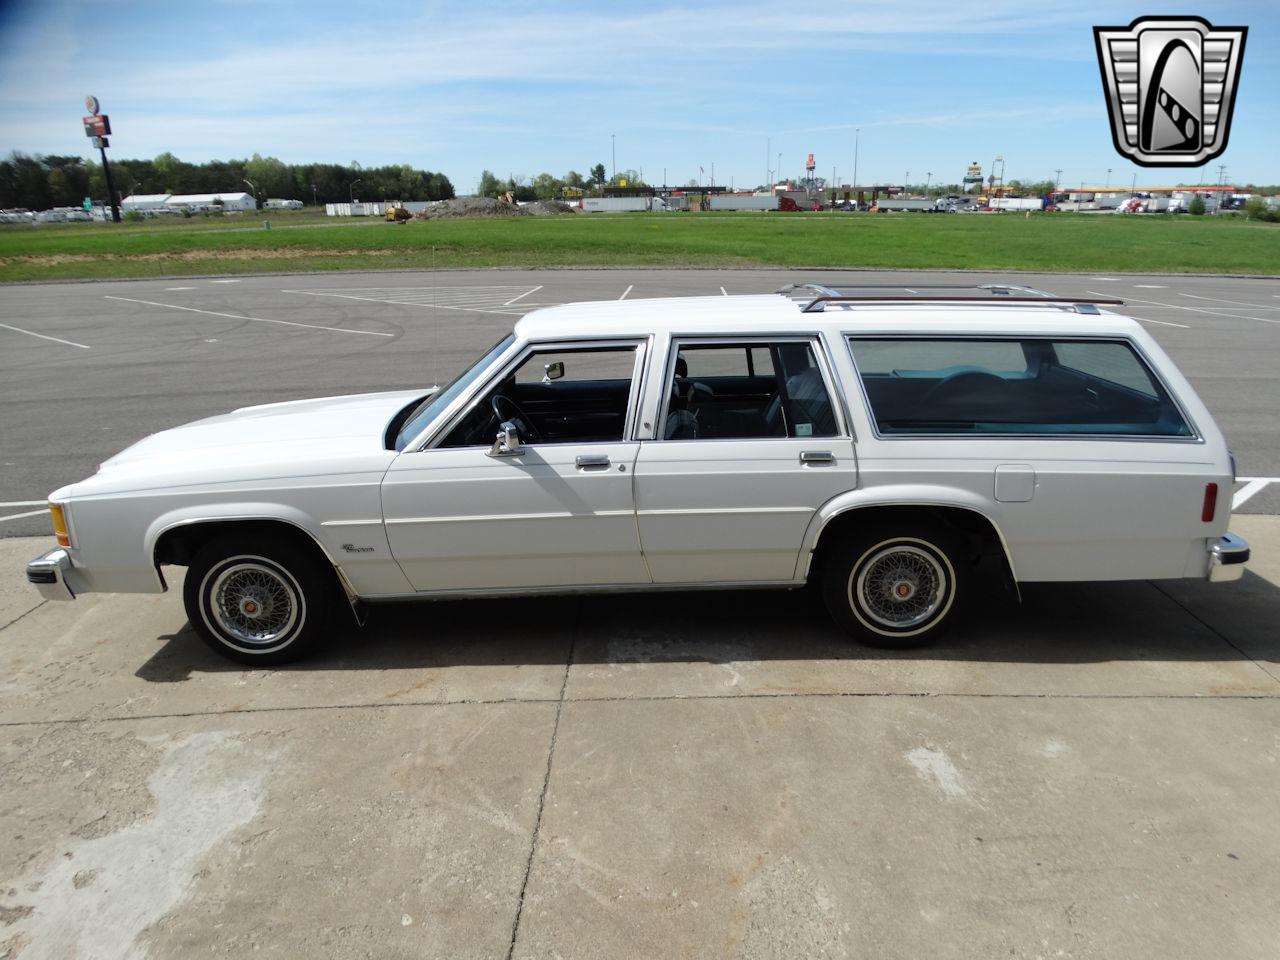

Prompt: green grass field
xmin=1 ymin=210 xmax=1277 ymax=282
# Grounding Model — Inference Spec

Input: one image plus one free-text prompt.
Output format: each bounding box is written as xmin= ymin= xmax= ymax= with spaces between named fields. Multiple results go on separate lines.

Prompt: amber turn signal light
xmin=49 ymin=503 xmax=71 ymax=547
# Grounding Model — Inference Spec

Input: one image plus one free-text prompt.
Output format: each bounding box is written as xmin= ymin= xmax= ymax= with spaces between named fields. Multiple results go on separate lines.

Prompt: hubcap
xmin=853 ymin=543 xmax=948 ymax=630
xmin=207 ymin=560 xmax=300 ymax=646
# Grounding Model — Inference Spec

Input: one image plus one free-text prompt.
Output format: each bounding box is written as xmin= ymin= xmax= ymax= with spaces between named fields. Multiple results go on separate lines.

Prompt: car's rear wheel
xmin=184 ymin=536 xmax=332 ymax=665
xmin=820 ymin=521 xmax=968 ymax=648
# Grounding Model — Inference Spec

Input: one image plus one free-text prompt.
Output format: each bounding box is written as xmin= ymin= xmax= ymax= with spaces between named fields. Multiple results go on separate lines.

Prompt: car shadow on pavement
xmin=135 ymin=572 xmax=1280 ymax=680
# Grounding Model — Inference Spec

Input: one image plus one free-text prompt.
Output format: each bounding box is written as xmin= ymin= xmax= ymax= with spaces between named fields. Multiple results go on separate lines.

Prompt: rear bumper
xmin=26 ymin=549 xmax=76 ymax=601
xmin=1207 ymin=533 xmax=1250 ymax=582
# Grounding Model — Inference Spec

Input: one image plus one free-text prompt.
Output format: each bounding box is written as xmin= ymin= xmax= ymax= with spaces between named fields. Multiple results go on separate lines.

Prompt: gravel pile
xmin=417 ymin=197 xmax=528 ymax=220
xmin=415 ymin=197 xmax=576 ymax=220
xmin=524 ymin=200 xmax=575 ymax=216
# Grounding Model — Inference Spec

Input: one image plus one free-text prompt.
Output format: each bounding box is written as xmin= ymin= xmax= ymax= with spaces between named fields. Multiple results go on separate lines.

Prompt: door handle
xmin=575 ymin=454 xmax=611 ymax=469
xmin=799 ymin=450 xmax=834 ymax=465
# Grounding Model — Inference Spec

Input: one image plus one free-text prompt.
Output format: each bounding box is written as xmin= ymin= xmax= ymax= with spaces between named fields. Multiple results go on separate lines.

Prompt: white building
xmin=120 ymin=193 xmax=171 ymax=212
xmin=165 ymin=192 xmax=257 ymax=213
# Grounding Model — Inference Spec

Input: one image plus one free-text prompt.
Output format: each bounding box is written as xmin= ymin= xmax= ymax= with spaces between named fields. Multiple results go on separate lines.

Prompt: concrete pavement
xmin=2 ymin=515 xmax=1278 ymax=958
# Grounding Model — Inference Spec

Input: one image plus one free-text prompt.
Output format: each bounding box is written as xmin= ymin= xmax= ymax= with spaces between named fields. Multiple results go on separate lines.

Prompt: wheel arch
xmin=799 ymin=489 xmax=1018 ymax=592
xmin=148 ymin=507 xmax=361 ymax=618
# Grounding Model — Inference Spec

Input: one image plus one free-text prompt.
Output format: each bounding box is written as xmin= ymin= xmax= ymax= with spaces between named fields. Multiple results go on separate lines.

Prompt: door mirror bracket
xmin=488 ymin=420 xmax=525 ymax=457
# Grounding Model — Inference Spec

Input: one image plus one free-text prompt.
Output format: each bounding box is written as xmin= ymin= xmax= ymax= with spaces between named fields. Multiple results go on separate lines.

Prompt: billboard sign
xmin=82 ymin=114 xmax=110 ymax=137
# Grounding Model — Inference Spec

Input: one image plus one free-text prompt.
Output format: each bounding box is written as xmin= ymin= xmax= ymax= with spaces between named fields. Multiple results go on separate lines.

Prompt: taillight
xmin=49 ymin=503 xmax=71 ymax=547
xmin=1201 ymin=483 xmax=1218 ymax=523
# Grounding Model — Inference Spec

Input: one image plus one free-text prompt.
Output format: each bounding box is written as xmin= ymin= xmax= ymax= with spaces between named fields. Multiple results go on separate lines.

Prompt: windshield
xmin=394 ymin=334 xmax=515 ymax=451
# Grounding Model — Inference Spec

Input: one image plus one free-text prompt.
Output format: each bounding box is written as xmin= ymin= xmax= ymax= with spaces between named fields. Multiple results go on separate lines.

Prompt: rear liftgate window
xmin=848 ymin=337 xmax=1192 ymax=437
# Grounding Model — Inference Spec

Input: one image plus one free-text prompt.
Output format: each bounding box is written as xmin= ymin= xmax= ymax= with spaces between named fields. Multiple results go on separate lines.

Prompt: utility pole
xmin=925 ymin=171 xmax=932 ymax=194
xmin=853 ymin=128 xmax=860 ymax=188
xmin=777 ymin=153 xmax=782 ymax=185
xmin=1054 ymin=169 xmax=1062 ymax=192
xmin=1105 ymin=167 xmax=1112 ymax=188
xmin=611 ymin=133 xmax=616 ymax=181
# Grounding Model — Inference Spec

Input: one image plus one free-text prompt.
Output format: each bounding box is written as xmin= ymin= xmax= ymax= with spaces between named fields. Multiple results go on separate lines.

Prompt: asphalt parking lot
xmin=2 ymin=268 xmax=1279 ymax=958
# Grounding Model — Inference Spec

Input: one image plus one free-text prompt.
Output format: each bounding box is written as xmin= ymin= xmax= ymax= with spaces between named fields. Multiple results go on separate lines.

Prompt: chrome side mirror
xmin=488 ymin=420 xmax=524 ymax=457
xmin=542 ymin=361 xmax=565 ymax=382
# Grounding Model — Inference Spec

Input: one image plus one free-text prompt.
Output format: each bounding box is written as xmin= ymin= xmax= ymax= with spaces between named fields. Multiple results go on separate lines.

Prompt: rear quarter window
xmin=847 ymin=336 xmax=1192 ymax=438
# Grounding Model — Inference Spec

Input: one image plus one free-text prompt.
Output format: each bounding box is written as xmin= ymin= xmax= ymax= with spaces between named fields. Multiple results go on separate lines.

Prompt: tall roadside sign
xmin=83 ymin=95 xmax=120 ymax=223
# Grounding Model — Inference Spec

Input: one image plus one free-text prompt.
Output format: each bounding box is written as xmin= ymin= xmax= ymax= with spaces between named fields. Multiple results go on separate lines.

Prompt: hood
xmin=96 ymin=389 xmax=429 ymax=476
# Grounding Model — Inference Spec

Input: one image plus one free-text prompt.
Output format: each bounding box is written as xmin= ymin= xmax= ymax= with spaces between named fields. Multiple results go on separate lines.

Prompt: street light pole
xmin=242 ymin=178 xmax=257 ymax=209
xmin=311 ymin=183 xmax=317 ymax=206
xmin=1105 ymin=168 xmax=1112 ymax=188
xmin=853 ymin=129 xmax=860 ymax=188
xmin=348 ymin=178 xmax=362 ymax=204
xmin=925 ymin=171 xmax=932 ymax=194
xmin=611 ymin=134 xmax=616 ymax=181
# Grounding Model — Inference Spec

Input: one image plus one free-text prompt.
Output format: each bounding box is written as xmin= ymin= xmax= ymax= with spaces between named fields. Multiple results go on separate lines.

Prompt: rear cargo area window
xmin=847 ymin=337 xmax=1192 ymax=437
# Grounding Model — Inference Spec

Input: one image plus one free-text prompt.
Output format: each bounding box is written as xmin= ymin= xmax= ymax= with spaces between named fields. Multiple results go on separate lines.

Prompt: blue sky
xmin=0 ymin=0 xmax=1275 ymax=192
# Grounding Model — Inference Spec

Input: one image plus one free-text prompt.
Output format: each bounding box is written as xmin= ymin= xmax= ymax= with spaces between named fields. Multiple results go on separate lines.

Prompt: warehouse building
xmin=119 ymin=192 xmax=258 ymax=214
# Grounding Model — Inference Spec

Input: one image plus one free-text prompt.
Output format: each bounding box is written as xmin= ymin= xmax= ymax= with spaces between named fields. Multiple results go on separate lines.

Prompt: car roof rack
xmin=775 ymin=283 xmax=1125 ymax=315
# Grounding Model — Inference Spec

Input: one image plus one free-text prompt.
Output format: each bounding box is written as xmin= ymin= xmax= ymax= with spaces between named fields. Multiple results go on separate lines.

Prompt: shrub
xmin=123 ymin=210 xmax=144 ymax=223
xmin=1187 ymin=195 xmax=1206 ymax=215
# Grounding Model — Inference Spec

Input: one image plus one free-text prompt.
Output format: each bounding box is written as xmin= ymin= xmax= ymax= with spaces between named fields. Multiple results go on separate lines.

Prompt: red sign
xmin=82 ymin=114 xmax=110 ymax=137
xmin=805 ymin=152 xmax=816 ymax=171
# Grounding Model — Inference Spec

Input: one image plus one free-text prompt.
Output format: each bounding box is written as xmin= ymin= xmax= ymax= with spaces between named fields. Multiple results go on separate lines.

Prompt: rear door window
xmin=847 ymin=337 xmax=1192 ymax=437
xmin=663 ymin=340 xmax=839 ymax=440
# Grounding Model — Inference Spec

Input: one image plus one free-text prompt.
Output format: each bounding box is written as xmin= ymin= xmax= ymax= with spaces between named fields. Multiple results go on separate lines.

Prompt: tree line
xmin=0 ymin=152 xmax=454 ymax=210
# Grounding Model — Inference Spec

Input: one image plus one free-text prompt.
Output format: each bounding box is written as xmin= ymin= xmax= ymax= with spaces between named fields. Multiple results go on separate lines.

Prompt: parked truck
xmin=582 ymin=197 xmax=670 ymax=213
xmin=873 ymin=198 xmax=938 ymax=212
xmin=709 ymin=194 xmax=779 ymax=211
xmin=989 ymin=197 xmax=1046 ymax=212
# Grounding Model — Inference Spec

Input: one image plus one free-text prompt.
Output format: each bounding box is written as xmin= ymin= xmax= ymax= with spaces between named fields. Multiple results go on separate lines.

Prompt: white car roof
xmin=512 ymin=294 xmax=1144 ymax=341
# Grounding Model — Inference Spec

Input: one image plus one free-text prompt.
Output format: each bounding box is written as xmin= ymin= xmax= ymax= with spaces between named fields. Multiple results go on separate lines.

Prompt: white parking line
xmin=1125 ymin=294 xmax=1280 ymax=325
xmin=1179 ymin=292 xmax=1280 ymax=310
xmin=210 ymin=279 xmax=241 ymax=284
xmin=0 ymin=500 xmax=44 ymax=507
xmin=285 ymin=289 xmax=533 ymax=316
xmin=0 ymin=322 xmax=91 ymax=350
xmin=720 ymin=286 xmax=728 ymax=296
xmin=1090 ymin=291 xmax=1280 ymax=326
xmin=1124 ymin=315 xmax=1191 ymax=329
xmin=165 ymin=286 xmax=196 ymax=291
xmin=1233 ymin=478 xmax=1277 ymax=510
xmin=503 ymin=285 xmax=542 ymax=306
xmin=1133 ymin=284 xmax=1166 ymax=288
xmin=104 ymin=296 xmax=394 ymax=337
xmin=619 ymin=285 xmax=633 ymax=301
xmin=0 ymin=509 xmax=46 ymax=523
xmin=1091 ymin=277 xmax=1119 ymax=281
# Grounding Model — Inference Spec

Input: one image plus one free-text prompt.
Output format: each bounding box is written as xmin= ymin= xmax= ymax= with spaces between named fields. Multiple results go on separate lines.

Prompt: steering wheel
xmin=490 ymin=394 xmax=542 ymax=443
xmin=920 ymin=369 xmax=1009 ymax=405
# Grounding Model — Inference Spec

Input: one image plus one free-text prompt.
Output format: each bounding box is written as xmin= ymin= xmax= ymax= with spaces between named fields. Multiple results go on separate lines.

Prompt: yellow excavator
xmin=384 ymin=205 xmax=412 ymax=223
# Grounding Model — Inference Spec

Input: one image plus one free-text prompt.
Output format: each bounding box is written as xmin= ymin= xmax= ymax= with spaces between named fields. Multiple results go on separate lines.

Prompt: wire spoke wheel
xmin=205 ymin=558 xmax=302 ymax=647
xmin=855 ymin=544 xmax=947 ymax=629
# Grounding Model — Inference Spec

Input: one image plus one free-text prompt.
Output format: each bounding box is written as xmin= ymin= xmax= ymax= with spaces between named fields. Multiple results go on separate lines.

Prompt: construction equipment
xmin=384 ymin=205 xmax=412 ymax=223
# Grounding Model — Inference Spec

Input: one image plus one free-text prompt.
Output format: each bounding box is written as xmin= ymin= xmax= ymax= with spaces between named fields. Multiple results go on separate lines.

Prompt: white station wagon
xmin=27 ymin=284 xmax=1249 ymax=664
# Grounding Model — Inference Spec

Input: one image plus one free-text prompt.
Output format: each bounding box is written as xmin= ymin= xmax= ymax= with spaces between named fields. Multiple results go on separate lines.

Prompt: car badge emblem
xmin=1094 ymin=16 xmax=1247 ymax=166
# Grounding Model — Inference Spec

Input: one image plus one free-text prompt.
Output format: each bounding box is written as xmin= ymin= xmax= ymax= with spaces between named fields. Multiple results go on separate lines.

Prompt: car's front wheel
xmin=184 ymin=535 xmax=332 ymax=665
xmin=820 ymin=521 xmax=967 ymax=648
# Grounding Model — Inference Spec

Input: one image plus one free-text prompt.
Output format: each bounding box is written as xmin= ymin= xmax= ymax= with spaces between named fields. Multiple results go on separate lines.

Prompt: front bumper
xmin=1207 ymin=533 xmax=1250 ymax=582
xmin=26 ymin=548 xmax=76 ymax=601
